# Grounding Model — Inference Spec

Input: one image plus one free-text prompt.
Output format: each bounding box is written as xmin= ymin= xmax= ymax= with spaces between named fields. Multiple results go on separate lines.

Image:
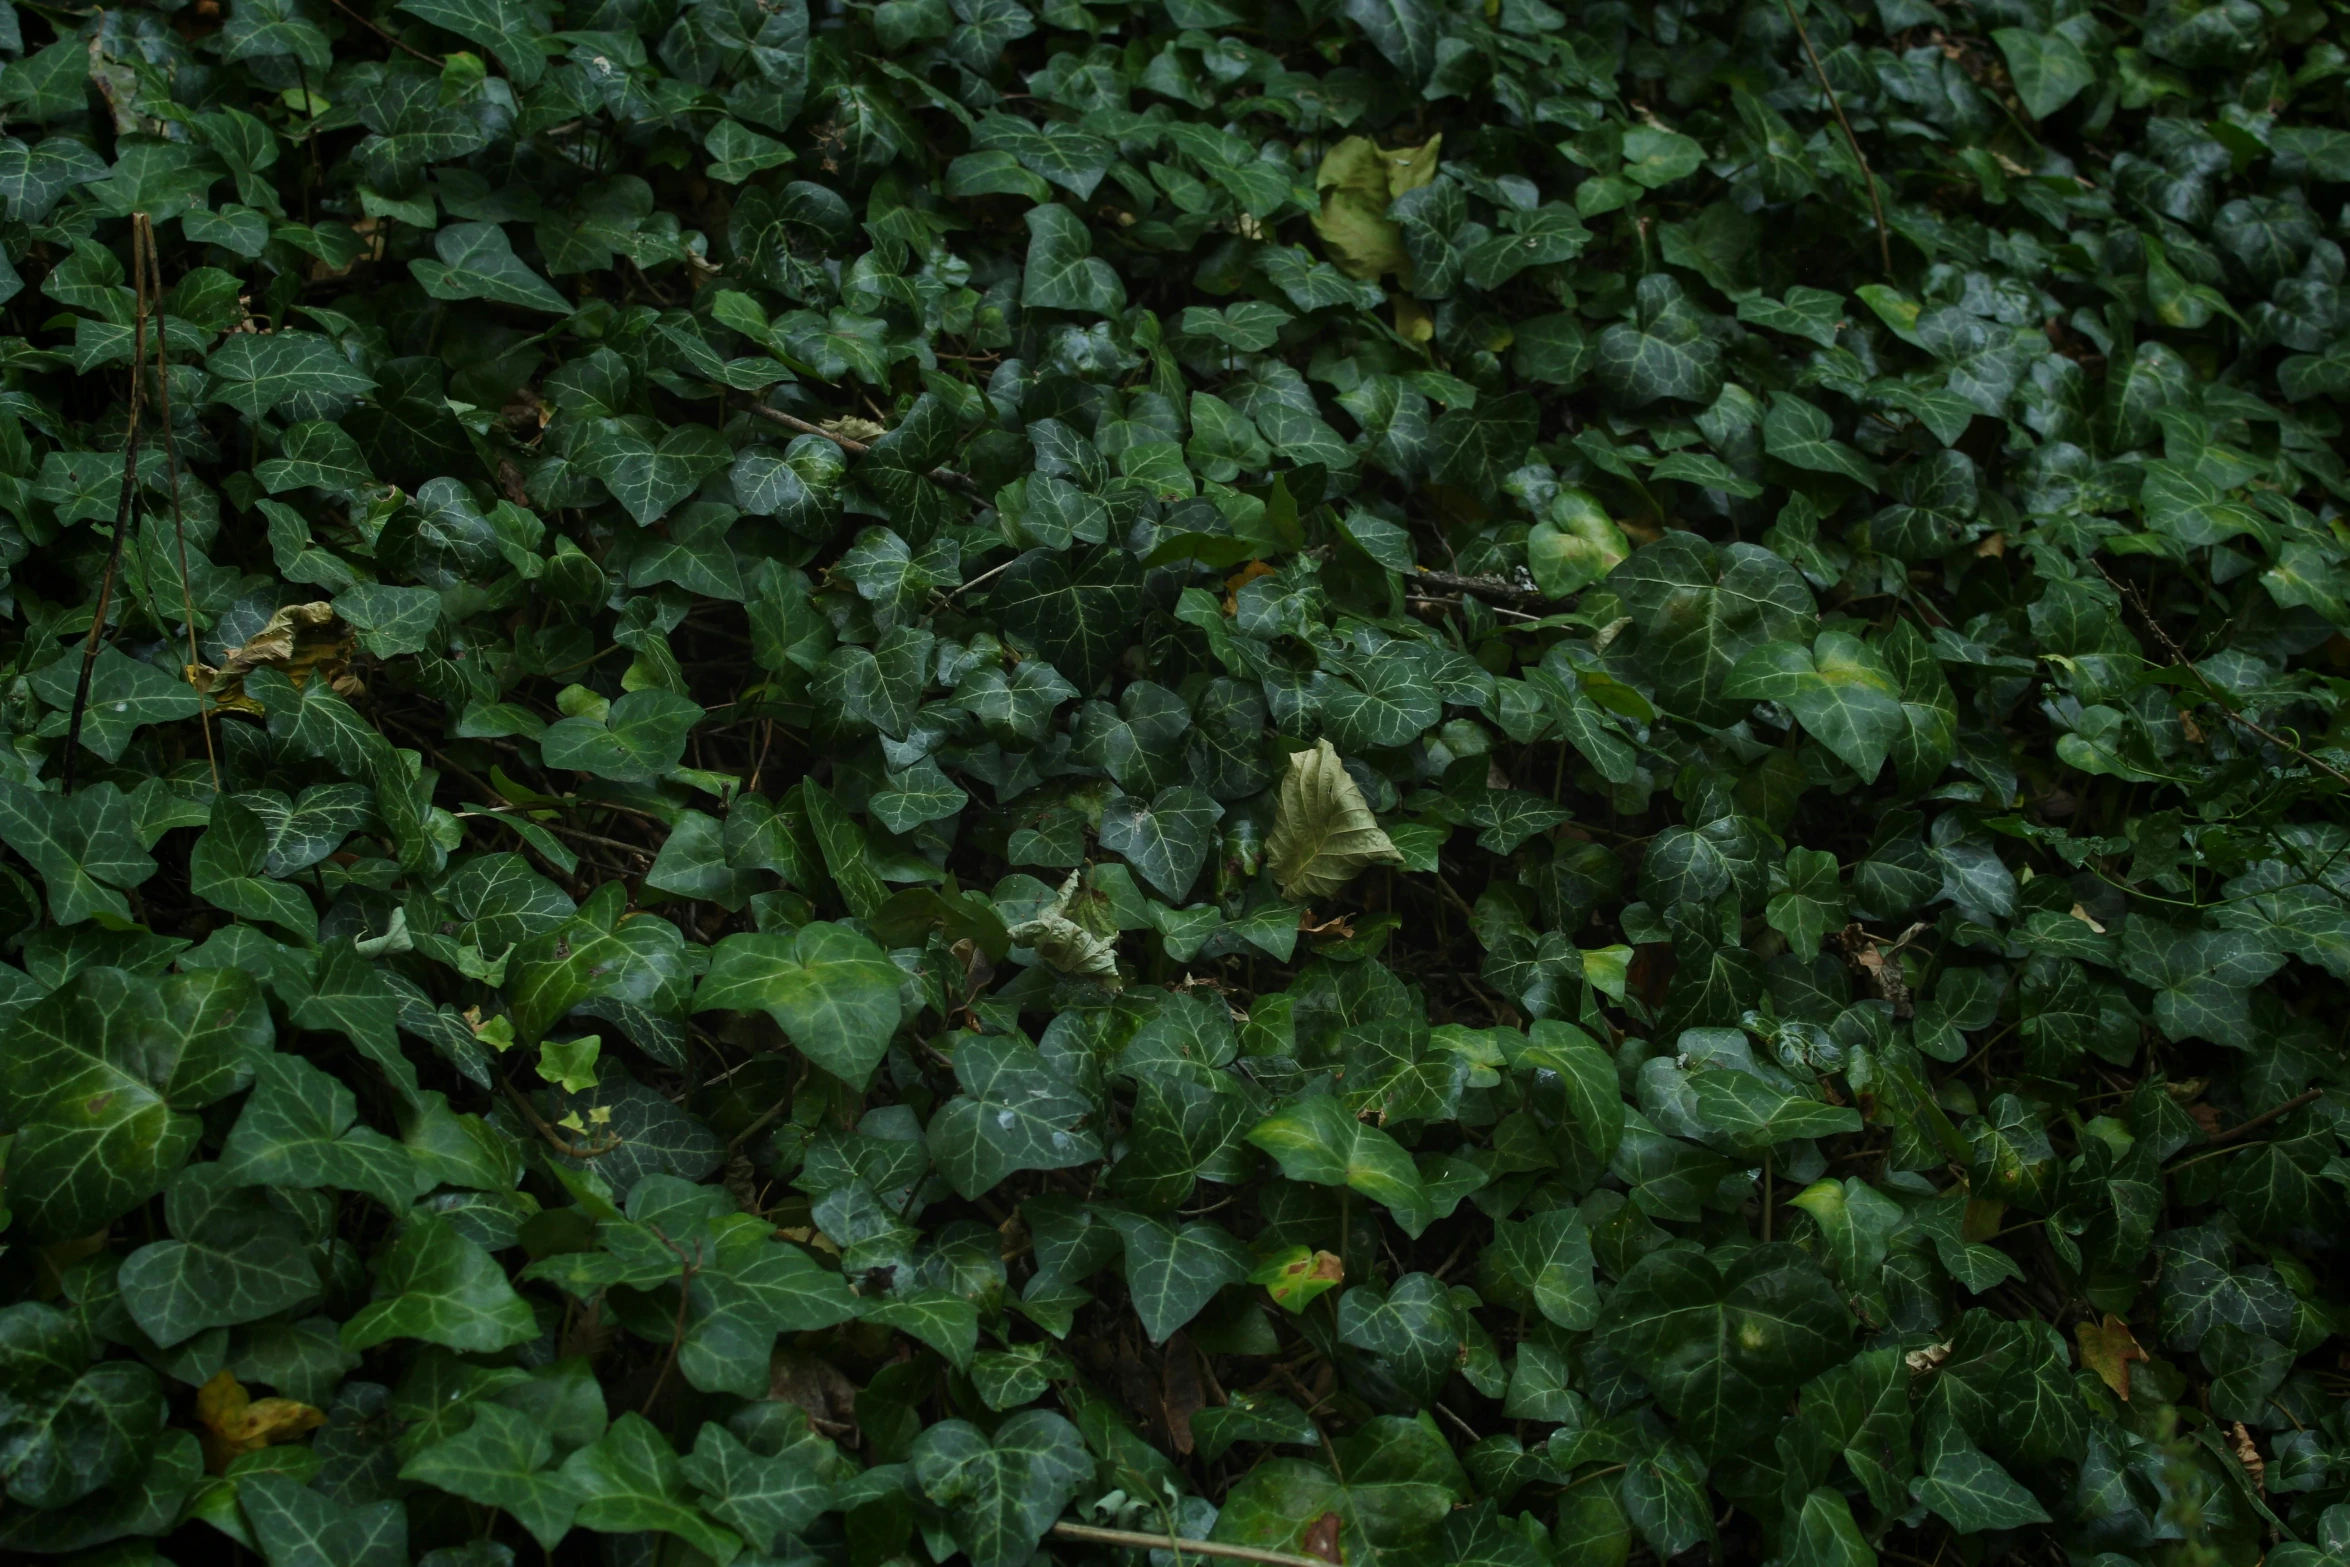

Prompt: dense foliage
xmin=1 ymin=0 xmax=2349 ymax=1561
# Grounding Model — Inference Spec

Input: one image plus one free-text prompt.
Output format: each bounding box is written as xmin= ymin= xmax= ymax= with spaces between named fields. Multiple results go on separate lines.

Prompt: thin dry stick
xmin=740 ymin=400 xmax=983 ymax=495
xmin=1046 ymin=1524 xmax=1337 ymax=1567
xmin=2095 ymin=558 xmax=2350 ymax=791
xmin=640 ymin=1224 xmax=701 ymax=1416
xmin=2193 ymin=1088 xmax=2327 ymax=1153
xmin=1777 ymin=0 xmax=1892 ymax=278
xmin=64 ymin=214 xmax=151 ymax=789
xmin=321 ymin=0 xmax=445 ymax=65
xmin=136 ymin=215 xmax=220 ymax=792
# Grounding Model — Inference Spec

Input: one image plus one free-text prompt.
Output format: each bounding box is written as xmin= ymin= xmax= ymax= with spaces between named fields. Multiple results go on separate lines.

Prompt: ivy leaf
xmin=1767 ymin=848 xmax=1845 ymax=960
xmin=1727 ymin=631 xmax=1907 ymax=779
xmin=0 ymin=777 xmax=157 ymax=926
xmin=1102 ymin=1210 xmax=1250 ymax=1343
xmin=342 ymin=1212 xmax=538 ymax=1353
xmin=1213 ymin=1415 xmax=1467 ymax=1567
xmin=929 ymin=1036 xmax=1103 ymax=1198
xmin=27 ymin=647 xmax=201 ymax=763
xmin=1266 ymin=738 xmax=1403 ymax=902
xmin=1763 ymin=393 xmax=1881 ymax=488
xmin=1614 ymin=532 xmax=1818 ymax=727
xmin=395 ymin=0 xmax=549 ymax=87
xmin=1021 ymin=203 xmax=1124 ymax=314
xmin=1993 ymin=27 xmax=2095 ymax=119
xmin=540 ymin=688 xmax=705 ymax=782
xmin=400 ymin=1401 xmax=583 ymax=1550
xmin=0 ymin=966 xmax=267 ymax=1241
xmin=1247 ymin=1095 xmax=1431 ymax=1235
xmin=1337 ymin=1274 xmax=1462 ymax=1403
xmin=411 ymin=221 xmax=574 ymax=314
xmin=681 ymin=1418 xmax=838 ymax=1552
xmin=189 ymin=796 xmax=320 ymax=943
xmin=695 ymin=922 xmax=905 ymax=1086
xmin=219 ymin=1049 xmax=416 ymax=1213
xmin=1910 ymin=1432 xmax=2050 ymax=1532
xmin=579 ymin=422 xmax=732 ymax=526
xmin=988 ymin=546 xmax=1141 ymax=690
xmin=1098 ymin=786 xmax=1223 ymax=901
xmin=2119 ymin=921 xmax=2283 ymax=1047
xmin=911 ymin=1411 xmax=1093 ymax=1567
xmin=1597 ymin=1243 xmax=1852 ymax=1459
xmin=118 ymin=1162 xmax=322 ymax=1347
xmin=1342 ymin=0 xmax=1436 ymax=82
xmin=1594 ymin=275 xmax=1721 ymax=405
xmin=240 ymin=1471 xmax=408 ymax=1567
xmin=206 ymin=332 xmax=375 ymax=420
xmin=560 ymin=1412 xmax=744 ymax=1565
xmin=0 ymin=1302 xmax=164 ymax=1508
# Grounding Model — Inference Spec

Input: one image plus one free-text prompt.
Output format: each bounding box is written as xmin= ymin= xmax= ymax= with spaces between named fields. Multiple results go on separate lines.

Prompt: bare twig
xmin=135 ymin=215 xmax=218 ymax=792
xmin=1776 ymin=0 xmax=1893 ymax=277
xmin=321 ymin=0 xmax=445 ymax=66
xmin=2095 ymin=559 xmax=2350 ymax=791
xmin=2195 ymin=1088 xmax=2326 ymax=1152
xmin=1047 ymin=1524 xmax=1339 ymax=1567
xmin=1415 ymin=567 xmax=1549 ymax=608
xmin=741 ymin=401 xmax=983 ymax=496
xmin=65 ymin=212 xmax=151 ymax=789
xmin=640 ymin=1224 xmax=701 ymax=1416
xmin=500 ymin=1076 xmax=623 ymax=1160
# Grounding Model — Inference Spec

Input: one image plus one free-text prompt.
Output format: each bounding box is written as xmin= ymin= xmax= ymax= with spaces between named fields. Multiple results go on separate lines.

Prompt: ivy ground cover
xmin=0 ymin=0 xmax=2349 ymax=1563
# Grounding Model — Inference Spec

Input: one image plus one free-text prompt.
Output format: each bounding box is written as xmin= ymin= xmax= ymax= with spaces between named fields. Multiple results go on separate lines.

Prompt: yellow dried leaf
xmin=190 ymin=601 xmax=356 ymax=715
xmin=195 ymin=1368 xmax=325 ymax=1473
xmin=2074 ymin=1313 xmax=2147 ymax=1400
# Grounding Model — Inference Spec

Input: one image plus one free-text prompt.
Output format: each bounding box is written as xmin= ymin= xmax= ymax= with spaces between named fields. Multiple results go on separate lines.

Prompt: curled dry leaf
xmin=1267 ymin=739 xmax=1402 ymax=903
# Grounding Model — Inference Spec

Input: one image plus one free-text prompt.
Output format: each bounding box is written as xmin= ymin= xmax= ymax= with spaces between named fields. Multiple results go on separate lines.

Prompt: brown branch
xmin=1415 ymin=567 xmax=1549 ymax=607
xmin=501 ymin=1076 xmax=623 ymax=1160
xmin=1047 ymin=1524 xmax=1341 ymax=1567
xmin=135 ymin=214 xmax=218 ymax=793
xmin=2094 ymin=559 xmax=2350 ymax=791
xmin=65 ymin=212 xmax=151 ymax=789
xmin=2200 ymin=1088 xmax=2326 ymax=1150
xmin=1776 ymin=0 xmax=1893 ymax=278
xmin=640 ymin=1224 xmax=701 ymax=1417
xmin=741 ymin=401 xmax=983 ymax=496
xmin=320 ymin=0 xmax=445 ymax=65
